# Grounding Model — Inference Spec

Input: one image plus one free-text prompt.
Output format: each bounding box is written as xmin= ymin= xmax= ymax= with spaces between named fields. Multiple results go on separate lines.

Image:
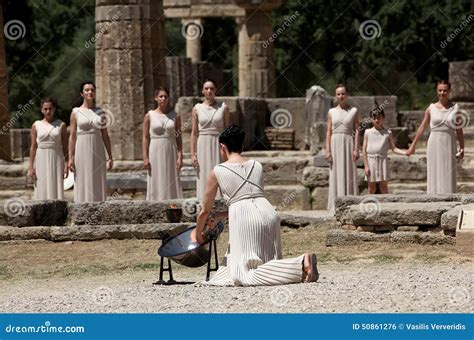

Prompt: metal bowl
xmin=158 ymin=222 xmax=224 ymax=268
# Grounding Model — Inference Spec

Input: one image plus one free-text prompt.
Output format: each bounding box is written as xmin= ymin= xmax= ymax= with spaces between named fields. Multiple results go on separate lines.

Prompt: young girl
xmin=362 ymin=106 xmax=406 ymax=194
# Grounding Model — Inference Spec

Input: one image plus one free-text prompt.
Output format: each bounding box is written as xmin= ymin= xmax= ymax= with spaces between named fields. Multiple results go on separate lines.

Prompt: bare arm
xmin=407 ymin=108 xmax=430 ymax=155
xmin=68 ymin=112 xmax=77 ymax=172
xmin=362 ymin=131 xmax=369 ymax=176
xmin=101 ymin=127 xmax=113 ymax=170
xmin=223 ymin=104 xmax=230 ymax=127
xmin=192 ymin=170 xmax=219 ymax=244
xmin=353 ymin=110 xmax=360 ymax=161
xmin=325 ymin=112 xmax=332 ymax=162
xmin=191 ymin=107 xmax=199 ymax=168
xmin=28 ymin=123 xmax=37 ymax=180
xmin=456 ymin=127 xmax=465 ymax=159
xmin=389 ymin=132 xmax=406 ymax=155
xmin=60 ymin=122 xmax=69 ymax=178
xmin=142 ymin=113 xmax=150 ymax=169
xmin=175 ymin=114 xmax=183 ymax=170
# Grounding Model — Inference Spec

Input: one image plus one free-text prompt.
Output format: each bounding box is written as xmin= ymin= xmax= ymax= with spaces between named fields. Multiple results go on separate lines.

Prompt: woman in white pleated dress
xmin=143 ymin=87 xmax=183 ymax=200
xmin=191 ymin=125 xmax=319 ymax=286
xmin=29 ymin=98 xmax=68 ymax=200
xmin=191 ymin=80 xmax=230 ymax=200
xmin=407 ymin=80 xmax=465 ymax=194
xmin=326 ymin=84 xmax=359 ymax=211
xmin=68 ymin=82 xmax=113 ymax=202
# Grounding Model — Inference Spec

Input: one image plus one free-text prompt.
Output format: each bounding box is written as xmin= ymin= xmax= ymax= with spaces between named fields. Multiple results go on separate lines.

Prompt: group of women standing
xmin=326 ymin=80 xmax=465 ymax=211
xmin=29 ymin=79 xmax=229 ymax=203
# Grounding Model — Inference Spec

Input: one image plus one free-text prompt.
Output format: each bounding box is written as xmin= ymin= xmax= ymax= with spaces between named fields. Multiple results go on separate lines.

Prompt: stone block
xmin=389 ymin=155 xmax=427 ymax=180
xmin=390 ymin=127 xmax=410 ymax=149
xmin=397 ymin=226 xmax=420 ymax=232
xmin=265 ymin=185 xmax=311 ymax=211
xmin=337 ymin=201 xmax=458 ymax=226
xmin=441 ymin=205 xmax=463 ymax=232
xmin=346 ymin=96 xmax=398 ymax=128
xmin=449 ymin=60 xmax=474 ymax=101
xmin=0 ymin=200 xmax=68 ymax=227
xmin=310 ymin=187 xmax=328 ymax=210
xmin=301 ymin=166 xmax=329 ymax=188
xmin=261 ymin=157 xmax=309 ymax=185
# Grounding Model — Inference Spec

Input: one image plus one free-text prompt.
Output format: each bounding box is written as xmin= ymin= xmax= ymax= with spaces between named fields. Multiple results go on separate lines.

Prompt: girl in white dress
xmin=143 ymin=87 xmax=183 ymax=200
xmin=191 ymin=79 xmax=230 ymax=200
xmin=191 ymin=125 xmax=319 ymax=286
xmin=29 ymin=98 xmax=68 ymax=200
xmin=362 ymin=106 xmax=406 ymax=194
xmin=326 ymin=84 xmax=360 ymax=211
xmin=407 ymin=80 xmax=465 ymax=194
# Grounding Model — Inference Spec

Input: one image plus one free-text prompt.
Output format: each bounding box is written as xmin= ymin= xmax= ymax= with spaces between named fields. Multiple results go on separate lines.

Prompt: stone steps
xmin=0 ymin=223 xmax=189 ymax=242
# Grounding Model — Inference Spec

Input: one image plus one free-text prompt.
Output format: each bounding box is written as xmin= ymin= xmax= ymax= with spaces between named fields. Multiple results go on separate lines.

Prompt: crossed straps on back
xmin=216 ymin=160 xmax=264 ymax=206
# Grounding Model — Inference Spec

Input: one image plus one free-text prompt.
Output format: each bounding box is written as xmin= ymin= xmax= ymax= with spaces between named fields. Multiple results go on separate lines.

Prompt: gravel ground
xmin=1 ymin=263 xmax=472 ymax=313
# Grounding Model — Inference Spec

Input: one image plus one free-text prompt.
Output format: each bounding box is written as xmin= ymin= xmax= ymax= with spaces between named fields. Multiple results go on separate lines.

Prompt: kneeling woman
xmin=192 ymin=125 xmax=318 ymax=286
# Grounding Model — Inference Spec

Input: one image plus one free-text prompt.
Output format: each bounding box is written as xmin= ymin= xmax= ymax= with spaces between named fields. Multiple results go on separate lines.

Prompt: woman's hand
xmin=353 ymin=149 xmax=359 ymax=161
xmin=191 ymin=154 xmax=199 ymax=170
xmin=190 ymin=228 xmax=206 ymax=244
xmin=325 ymin=150 xmax=332 ymax=163
xmin=63 ymin=164 xmax=69 ymax=179
xmin=106 ymin=159 xmax=113 ymax=171
xmin=457 ymin=148 xmax=464 ymax=160
xmin=406 ymin=146 xmax=415 ymax=156
xmin=364 ymin=166 xmax=370 ymax=177
xmin=176 ymin=157 xmax=182 ymax=171
xmin=143 ymin=158 xmax=151 ymax=171
xmin=28 ymin=168 xmax=36 ymax=181
xmin=68 ymin=159 xmax=75 ymax=173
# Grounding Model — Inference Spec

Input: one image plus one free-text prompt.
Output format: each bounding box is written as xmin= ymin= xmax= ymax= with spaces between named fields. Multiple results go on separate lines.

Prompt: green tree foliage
xmin=272 ymin=0 xmax=474 ymax=109
xmin=4 ymin=0 xmax=95 ymax=127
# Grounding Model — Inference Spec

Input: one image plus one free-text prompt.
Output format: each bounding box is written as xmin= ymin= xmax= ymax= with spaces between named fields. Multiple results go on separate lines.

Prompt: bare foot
xmin=303 ymin=253 xmax=319 ymax=283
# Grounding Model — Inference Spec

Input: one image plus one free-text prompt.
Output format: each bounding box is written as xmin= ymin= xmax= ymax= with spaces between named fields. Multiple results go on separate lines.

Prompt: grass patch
xmin=371 ymin=255 xmax=403 ymax=264
xmin=0 ymin=265 xmax=12 ymax=280
xmin=133 ymin=263 xmax=161 ymax=270
xmin=414 ymin=253 xmax=447 ymax=263
xmin=334 ymin=255 xmax=356 ymax=264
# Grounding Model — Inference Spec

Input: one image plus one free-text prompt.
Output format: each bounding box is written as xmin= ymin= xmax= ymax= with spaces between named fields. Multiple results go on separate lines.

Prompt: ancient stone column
xmin=182 ymin=18 xmax=202 ymax=63
xmin=0 ymin=2 xmax=11 ymax=161
xmin=235 ymin=0 xmax=281 ymax=98
xmin=95 ymin=0 xmax=167 ymax=160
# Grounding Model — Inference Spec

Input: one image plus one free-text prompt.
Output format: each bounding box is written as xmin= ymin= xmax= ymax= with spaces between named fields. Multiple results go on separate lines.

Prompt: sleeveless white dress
xmin=34 ymin=120 xmax=65 ymax=200
xmin=206 ymin=160 xmax=304 ymax=286
xmin=146 ymin=110 xmax=183 ymax=200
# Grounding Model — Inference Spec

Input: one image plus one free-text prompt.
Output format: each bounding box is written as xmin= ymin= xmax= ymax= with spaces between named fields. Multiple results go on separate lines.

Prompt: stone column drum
xmin=0 ymin=2 xmax=12 ymax=161
xmin=95 ymin=0 xmax=167 ymax=160
xmin=235 ymin=0 xmax=281 ymax=98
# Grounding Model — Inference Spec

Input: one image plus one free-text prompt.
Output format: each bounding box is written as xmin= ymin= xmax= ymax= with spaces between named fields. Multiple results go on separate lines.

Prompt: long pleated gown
xmin=327 ymin=107 xmax=359 ymax=211
xmin=195 ymin=102 xmax=225 ymax=200
xmin=427 ymin=103 xmax=459 ymax=194
xmin=146 ymin=110 xmax=183 ymax=200
xmin=34 ymin=120 xmax=65 ymax=200
xmin=207 ymin=160 xmax=304 ymax=286
xmin=73 ymin=107 xmax=107 ymax=202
